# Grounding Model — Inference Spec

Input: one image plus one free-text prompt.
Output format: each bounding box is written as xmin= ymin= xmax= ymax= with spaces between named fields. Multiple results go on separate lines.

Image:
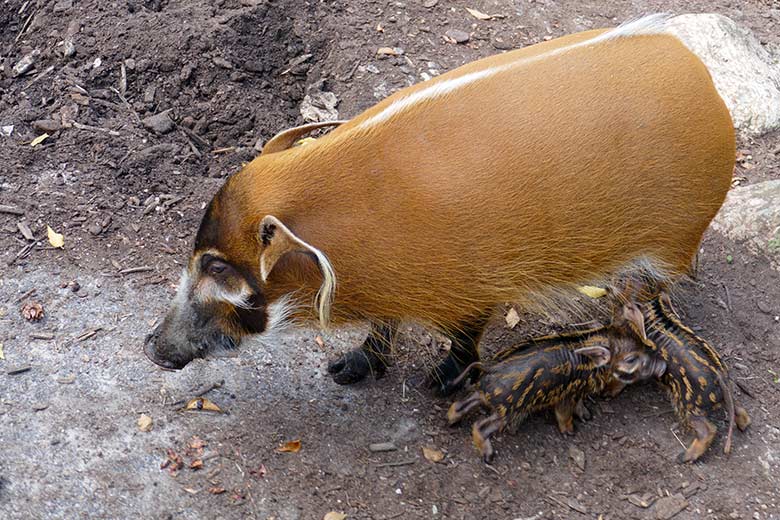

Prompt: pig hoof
xmin=328 ymin=348 xmax=387 ymax=385
xmin=425 ymin=356 xmax=471 ymax=397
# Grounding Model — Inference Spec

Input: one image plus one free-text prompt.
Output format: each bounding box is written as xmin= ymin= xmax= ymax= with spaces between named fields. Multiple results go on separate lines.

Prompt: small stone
xmin=369 ymin=442 xmax=397 ymax=452
xmin=365 ymin=64 xmax=380 ymax=74
xmin=53 ymin=0 xmax=73 ymax=13
xmin=88 ymin=222 xmax=103 ymax=235
xmin=62 ymin=40 xmax=76 ymax=58
xmin=212 ymin=56 xmax=233 ymax=69
xmin=628 ymin=493 xmax=656 ymax=508
xmin=445 ymin=29 xmax=470 ymax=44
xmin=568 ymin=445 xmax=585 ymax=471
xmin=32 ymin=119 xmax=62 ymax=133
xmin=13 ymin=51 xmax=39 ymax=77
xmin=423 ymin=0 xmax=438 ymax=6
xmin=654 ymin=494 xmax=689 ymax=520
xmin=32 ymin=403 xmax=49 ymax=411
xmin=138 ymin=414 xmax=153 ymax=432
xmin=142 ymin=110 xmax=174 ymax=134
xmin=492 ymin=36 xmax=514 ymax=50
xmin=253 ymin=136 xmax=264 ymax=152
xmin=143 ymin=85 xmax=157 ymax=104
xmin=520 ymin=462 xmax=531 ymax=471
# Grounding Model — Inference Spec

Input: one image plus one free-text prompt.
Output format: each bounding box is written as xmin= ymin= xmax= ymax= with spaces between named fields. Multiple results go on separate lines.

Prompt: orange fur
xmin=200 ymin=27 xmax=735 ymax=331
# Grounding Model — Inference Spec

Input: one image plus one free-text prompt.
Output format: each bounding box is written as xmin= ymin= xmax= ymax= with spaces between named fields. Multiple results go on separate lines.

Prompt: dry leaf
xmin=504 ymin=307 xmax=520 ymax=329
xmin=183 ymin=487 xmax=198 ymax=495
xmin=30 ymin=133 xmax=50 ymax=147
xmin=190 ymin=459 xmax=203 ymax=470
xmin=377 ymin=47 xmax=400 ymax=56
xmin=47 ymin=225 xmax=64 ymax=248
xmin=137 ymin=414 xmax=153 ymax=432
xmin=422 ymin=446 xmax=445 ymax=463
xmin=187 ymin=436 xmax=208 ymax=450
xmin=21 ymin=301 xmax=44 ymax=321
xmin=161 ymin=448 xmax=183 ymax=476
xmin=324 ymin=513 xmax=347 ymax=520
xmin=314 ymin=335 xmax=325 ymax=348
xmin=294 ymin=137 xmax=317 ymax=147
xmin=276 ymin=439 xmax=302 ymax=453
xmin=465 ymin=7 xmax=492 ymax=20
xmin=208 ymin=487 xmax=226 ymax=495
xmin=184 ymin=397 xmax=223 ymax=413
xmin=577 ymin=285 xmax=607 ymax=298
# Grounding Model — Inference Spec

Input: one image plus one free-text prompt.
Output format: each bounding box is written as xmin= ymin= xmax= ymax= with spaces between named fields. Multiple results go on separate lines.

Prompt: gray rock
xmin=445 ymin=29 xmax=470 ymax=44
xmin=142 ymin=110 xmax=175 ymax=134
xmin=654 ymin=494 xmax=688 ymax=519
xmin=711 ymin=180 xmax=780 ymax=270
xmin=300 ymin=91 xmax=339 ymax=122
xmin=32 ymin=119 xmax=62 ymax=133
xmin=666 ymin=14 xmax=780 ymax=138
xmin=13 ymin=51 xmax=39 ymax=77
xmin=53 ymin=0 xmax=73 ymax=13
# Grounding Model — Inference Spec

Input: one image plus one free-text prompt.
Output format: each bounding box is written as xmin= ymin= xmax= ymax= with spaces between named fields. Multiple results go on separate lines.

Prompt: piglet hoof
xmin=327 ymin=348 xmax=387 ymax=385
xmin=574 ymin=400 xmax=592 ymax=421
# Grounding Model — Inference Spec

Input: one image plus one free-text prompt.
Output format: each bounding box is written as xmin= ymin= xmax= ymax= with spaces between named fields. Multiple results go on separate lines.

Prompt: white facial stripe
xmin=357 ymin=13 xmax=671 ymax=130
xmin=174 ymin=269 xmax=192 ymax=307
xmin=195 ymin=278 xmax=253 ymax=309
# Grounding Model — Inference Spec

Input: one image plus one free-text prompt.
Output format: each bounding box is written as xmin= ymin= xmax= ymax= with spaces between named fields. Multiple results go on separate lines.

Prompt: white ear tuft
xmin=258 ymin=215 xmax=336 ymax=328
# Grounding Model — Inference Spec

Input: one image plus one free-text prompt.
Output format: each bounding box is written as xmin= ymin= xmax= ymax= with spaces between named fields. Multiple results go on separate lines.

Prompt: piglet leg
xmin=447 ymin=392 xmax=484 ymax=425
xmin=555 ymin=399 xmax=577 ymax=435
xmin=679 ymin=416 xmax=716 ymax=463
xmin=472 ymin=413 xmax=504 ymax=464
xmin=736 ymin=407 xmax=751 ymax=431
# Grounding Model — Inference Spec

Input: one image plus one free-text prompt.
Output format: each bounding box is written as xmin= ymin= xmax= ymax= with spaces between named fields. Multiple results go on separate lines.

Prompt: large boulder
xmin=711 ymin=180 xmax=780 ymax=270
xmin=666 ymin=14 xmax=780 ymax=138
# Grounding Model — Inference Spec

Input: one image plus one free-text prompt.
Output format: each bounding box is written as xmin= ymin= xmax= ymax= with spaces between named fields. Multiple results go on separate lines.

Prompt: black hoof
xmin=425 ymin=355 xmax=472 ymax=397
xmin=327 ymin=348 xmax=387 ymax=385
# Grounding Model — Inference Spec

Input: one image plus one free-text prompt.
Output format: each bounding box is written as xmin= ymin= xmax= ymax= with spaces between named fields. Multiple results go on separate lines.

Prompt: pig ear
xmin=261 ymin=120 xmax=349 ymax=155
xmin=258 ymin=215 xmax=336 ymax=326
xmin=622 ymin=303 xmax=646 ymax=341
xmin=575 ymin=346 xmax=611 ymax=368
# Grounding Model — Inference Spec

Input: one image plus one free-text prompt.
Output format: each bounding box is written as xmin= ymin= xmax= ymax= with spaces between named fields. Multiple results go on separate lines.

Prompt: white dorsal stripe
xmin=357 ymin=13 xmax=672 ymax=131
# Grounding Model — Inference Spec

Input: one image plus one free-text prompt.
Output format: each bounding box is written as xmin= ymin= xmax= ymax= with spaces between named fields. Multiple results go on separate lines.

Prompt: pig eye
xmin=208 ymin=261 xmax=227 ymax=275
xmin=202 ymin=255 xmax=231 ymax=277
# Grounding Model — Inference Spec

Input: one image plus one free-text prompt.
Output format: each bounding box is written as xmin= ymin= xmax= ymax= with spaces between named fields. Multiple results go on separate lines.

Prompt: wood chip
xmin=7 ymin=365 xmax=32 ymax=375
xmin=0 ymin=205 xmax=24 ymax=215
xmin=369 ymin=442 xmax=397 ymax=452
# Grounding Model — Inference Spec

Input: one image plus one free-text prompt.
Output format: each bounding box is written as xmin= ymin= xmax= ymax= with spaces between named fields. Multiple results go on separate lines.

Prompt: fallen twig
xmin=120 ymin=265 xmax=153 ymax=275
xmin=0 ymin=205 xmax=24 ymax=215
xmin=76 ymin=328 xmax=102 ymax=342
xmin=72 ymin=122 xmax=121 ymax=136
xmin=15 ymin=288 xmax=37 ymax=302
xmin=8 ymin=240 xmax=39 ymax=266
xmin=169 ymin=380 xmax=225 ymax=407
xmin=374 ymin=458 xmax=417 ymax=468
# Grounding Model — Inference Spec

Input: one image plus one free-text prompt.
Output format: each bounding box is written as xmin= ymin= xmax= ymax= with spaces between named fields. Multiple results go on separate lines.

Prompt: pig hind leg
xmin=426 ymin=315 xmax=489 ymax=396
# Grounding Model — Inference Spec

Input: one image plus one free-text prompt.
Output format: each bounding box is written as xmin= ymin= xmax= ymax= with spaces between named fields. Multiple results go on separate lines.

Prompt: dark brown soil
xmin=1 ymin=1 xmax=779 ymax=519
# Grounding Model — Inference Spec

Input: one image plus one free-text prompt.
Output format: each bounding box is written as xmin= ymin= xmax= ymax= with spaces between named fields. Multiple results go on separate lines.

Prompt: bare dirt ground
xmin=1 ymin=1 xmax=780 ymax=519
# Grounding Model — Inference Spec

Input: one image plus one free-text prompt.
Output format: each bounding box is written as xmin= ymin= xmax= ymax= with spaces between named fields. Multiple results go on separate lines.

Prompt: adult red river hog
xmin=144 ymin=14 xmax=735 ymax=396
